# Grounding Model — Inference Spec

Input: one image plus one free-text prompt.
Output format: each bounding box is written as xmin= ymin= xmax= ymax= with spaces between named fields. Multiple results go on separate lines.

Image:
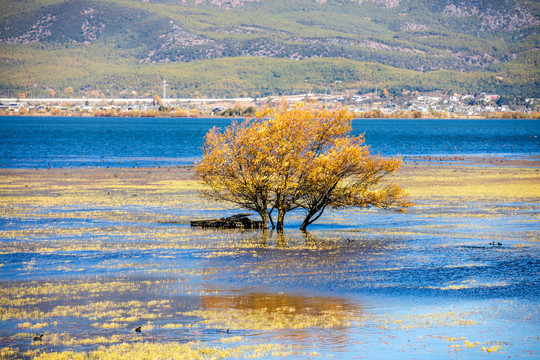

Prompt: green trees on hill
xmin=0 ymin=0 xmax=538 ymax=98
xmin=0 ymin=48 xmax=537 ymax=98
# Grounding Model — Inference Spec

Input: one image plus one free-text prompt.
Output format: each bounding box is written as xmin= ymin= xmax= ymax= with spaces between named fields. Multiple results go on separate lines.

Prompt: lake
xmin=0 ymin=116 xmax=538 ymax=359
xmin=0 ymin=117 xmax=538 ymax=168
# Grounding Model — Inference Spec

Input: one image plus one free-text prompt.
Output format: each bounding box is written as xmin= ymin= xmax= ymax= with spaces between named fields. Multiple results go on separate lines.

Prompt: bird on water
xmin=135 ymin=326 xmax=142 ymax=333
xmin=33 ymin=334 xmax=44 ymax=342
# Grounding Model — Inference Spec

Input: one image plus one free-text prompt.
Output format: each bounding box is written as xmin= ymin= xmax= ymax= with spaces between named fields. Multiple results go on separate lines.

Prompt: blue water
xmin=0 ymin=117 xmax=538 ymax=168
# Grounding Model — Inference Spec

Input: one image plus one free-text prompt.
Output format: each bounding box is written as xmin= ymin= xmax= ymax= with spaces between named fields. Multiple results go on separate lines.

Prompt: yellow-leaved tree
xmin=64 ymin=86 xmax=74 ymax=98
xmin=195 ymin=103 xmax=412 ymax=230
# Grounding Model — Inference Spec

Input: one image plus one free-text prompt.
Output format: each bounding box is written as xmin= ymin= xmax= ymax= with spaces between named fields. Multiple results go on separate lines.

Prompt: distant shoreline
xmin=2 ymin=96 xmax=539 ymax=120
xmin=1 ymin=112 xmax=538 ymax=120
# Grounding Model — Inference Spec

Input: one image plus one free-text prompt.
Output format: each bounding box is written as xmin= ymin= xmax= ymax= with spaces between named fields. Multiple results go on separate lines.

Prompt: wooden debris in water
xmin=190 ymin=214 xmax=263 ymax=229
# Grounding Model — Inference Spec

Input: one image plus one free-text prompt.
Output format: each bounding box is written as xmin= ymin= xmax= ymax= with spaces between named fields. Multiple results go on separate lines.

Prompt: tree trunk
xmin=276 ymin=208 xmax=285 ymax=230
xmin=276 ymin=230 xmax=287 ymax=248
xmin=268 ymin=209 xmax=276 ymax=229
xmin=299 ymin=206 xmax=325 ymax=231
xmin=258 ymin=210 xmax=269 ymax=229
xmin=260 ymin=228 xmax=269 ymax=246
xmin=300 ymin=210 xmax=316 ymax=231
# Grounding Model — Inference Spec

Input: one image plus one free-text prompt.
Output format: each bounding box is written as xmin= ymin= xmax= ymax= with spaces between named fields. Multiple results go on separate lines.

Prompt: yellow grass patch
xmin=398 ymin=165 xmax=540 ymax=202
xmin=29 ymin=342 xmax=296 ymax=360
xmin=183 ymin=308 xmax=354 ymax=330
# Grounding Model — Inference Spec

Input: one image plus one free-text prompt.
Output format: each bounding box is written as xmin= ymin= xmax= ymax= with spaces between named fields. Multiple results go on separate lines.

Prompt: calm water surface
xmin=0 ymin=117 xmax=538 ymax=168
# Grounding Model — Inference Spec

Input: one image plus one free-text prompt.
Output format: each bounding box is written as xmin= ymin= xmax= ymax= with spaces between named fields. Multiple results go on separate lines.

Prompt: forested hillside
xmin=0 ymin=0 xmax=538 ymax=98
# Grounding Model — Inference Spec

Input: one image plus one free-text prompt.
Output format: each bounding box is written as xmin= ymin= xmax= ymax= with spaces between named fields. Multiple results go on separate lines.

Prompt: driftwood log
xmin=190 ymin=213 xmax=263 ymax=229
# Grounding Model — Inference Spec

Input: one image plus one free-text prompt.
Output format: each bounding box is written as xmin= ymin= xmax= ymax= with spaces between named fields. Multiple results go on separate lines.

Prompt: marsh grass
xmin=0 ymin=164 xmax=538 ymax=358
xmin=4 ymin=342 xmax=297 ymax=360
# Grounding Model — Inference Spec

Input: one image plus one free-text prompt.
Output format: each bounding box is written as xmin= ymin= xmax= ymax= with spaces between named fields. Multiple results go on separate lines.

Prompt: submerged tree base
xmin=190 ymin=214 xmax=264 ymax=229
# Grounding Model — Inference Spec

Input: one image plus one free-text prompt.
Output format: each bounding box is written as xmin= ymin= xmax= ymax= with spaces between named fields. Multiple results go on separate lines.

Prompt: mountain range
xmin=0 ymin=0 xmax=538 ymax=98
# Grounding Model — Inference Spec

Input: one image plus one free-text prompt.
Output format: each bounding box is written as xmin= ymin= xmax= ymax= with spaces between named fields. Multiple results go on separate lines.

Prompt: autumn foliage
xmin=195 ymin=103 xmax=412 ymax=230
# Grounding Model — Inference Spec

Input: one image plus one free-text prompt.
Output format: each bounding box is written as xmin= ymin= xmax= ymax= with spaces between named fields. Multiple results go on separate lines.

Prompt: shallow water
xmin=0 ymin=164 xmax=538 ymax=359
xmin=1 ymin=117 xmax=539 ymax=358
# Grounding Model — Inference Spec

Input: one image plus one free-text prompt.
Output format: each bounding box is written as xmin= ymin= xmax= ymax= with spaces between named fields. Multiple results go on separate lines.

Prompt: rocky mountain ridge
xmin=0 ymin=0 xmax=538 ymax=97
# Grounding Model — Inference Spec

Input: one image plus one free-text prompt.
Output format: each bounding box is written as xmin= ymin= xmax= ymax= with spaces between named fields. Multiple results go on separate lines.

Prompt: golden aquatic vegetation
xmin=16 ymin=322 xmax=51 ymax=329
xmin=448 ymin=339 xmax=504 ymax=353
xmin=1 ymin=164 xmax=536 ymax=228
xmin=0 ymin=162 xmax=538 ymax=358
xmin=183 ymin=308 xmax=354 ymax=330
xmin=374 ymin=311 xmax=478 ymax=329
xmin=1 ymin=280 xmax=164 ymax=301
xmin=5 ymin=342 xmax=297 ymax=360
xmin=399 ymin=165 xmax=540 ymax=202
xmin=429 ymin=279 xmax=508 ymax=291
xmin=0 ymin=168 xmax=206 ymax=212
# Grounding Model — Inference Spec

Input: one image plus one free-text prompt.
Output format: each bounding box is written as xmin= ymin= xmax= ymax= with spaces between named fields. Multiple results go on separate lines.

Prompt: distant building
xmin=0 ymin=102 xmax=22 ymax=111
